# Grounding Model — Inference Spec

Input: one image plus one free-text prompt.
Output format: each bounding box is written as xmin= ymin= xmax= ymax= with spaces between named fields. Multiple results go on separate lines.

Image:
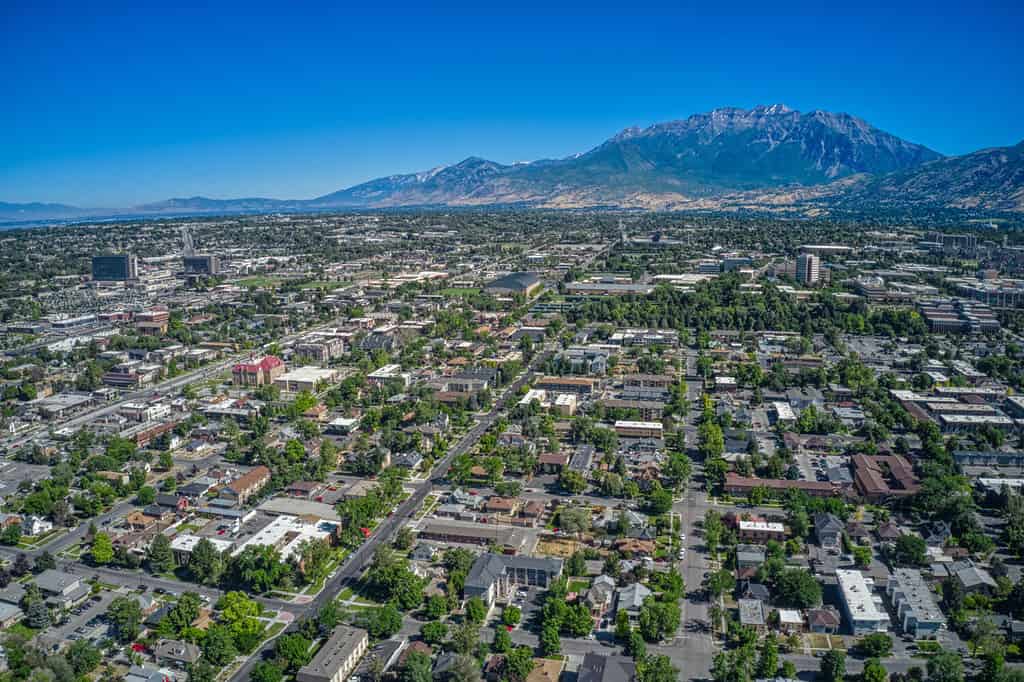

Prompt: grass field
xmin=440 ymin=287 xmax=481 ymax=297
xmin=238 ymin=275 xmax=282 ymax=288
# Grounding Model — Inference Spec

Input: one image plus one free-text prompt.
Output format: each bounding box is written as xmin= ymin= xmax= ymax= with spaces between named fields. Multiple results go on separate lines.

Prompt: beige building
xmin=296 ymin=625 xmax=369 ymax=682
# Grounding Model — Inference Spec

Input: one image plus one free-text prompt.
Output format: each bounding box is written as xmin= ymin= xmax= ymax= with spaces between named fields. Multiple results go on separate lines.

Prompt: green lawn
xmin=238 ymin=276 xmax=282 ymax=288
xmin=299 ymin=280 xmax=346 ymax=290
xmin=440 ymin=287 xmax=482 ymax=298
xmin=567 ymin=579 xmax=589 ymax=593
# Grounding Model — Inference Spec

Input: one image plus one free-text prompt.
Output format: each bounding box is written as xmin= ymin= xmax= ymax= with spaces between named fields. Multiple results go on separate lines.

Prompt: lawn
xmin=299 ymin=280 xmax=346 ymax=290
xmin=440 ymin=287 xmax=482 ymax=298
xmin=567 ymin=579 xmax=589 ymax=593
xmin=238 ymin=275 xmax=282 ymax=288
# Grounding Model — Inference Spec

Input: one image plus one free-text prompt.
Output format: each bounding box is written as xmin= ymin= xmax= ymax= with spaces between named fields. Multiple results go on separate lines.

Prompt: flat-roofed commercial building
xmin=613 ymin=420 xmax=663 ymax=439
xmin=274 ymin=366 xmax=338 ymax=394
xmin=738 ymin=520 xmax=787 ymax=543
xmin=92 ymin=254 xmax=138 ymax=281
xmin=836 ymin=569 xmax=889 ymax=635
xmin=887 ymin=568 xmax=946 ymax=637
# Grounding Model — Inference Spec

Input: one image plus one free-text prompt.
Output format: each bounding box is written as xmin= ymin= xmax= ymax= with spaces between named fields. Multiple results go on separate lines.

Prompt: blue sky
xmin=1 ymin=1 xmax=1022 ymax=206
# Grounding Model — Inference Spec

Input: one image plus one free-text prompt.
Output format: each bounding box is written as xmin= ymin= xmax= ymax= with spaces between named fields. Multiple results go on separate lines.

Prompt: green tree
xmin=91 ymin=532 xmax=114 ymax=565
xmin=863 ymin=658 xmax=889 ymax=682
xmin=820 ymin=650 xmax=845 ymax=682
xmin=502 ymin=605 xmax=521 ymax=626
xmin=425 ymin=594 xmax=450 ymax=620
xmin=465 ymin=596 xmax=487 ymax=624
xmin=0 ymin=523 xmax=22 ymax=546
xmin=201 ymin=623 xmax=238 ymax=666
xmin=858 ymin=632 xmax=893 ymax=658
xmin=927 ymin=650 xmax=964 ymax=682
xmin=146 ymin=532 xmax=175 ymax=573
xmin=26 ymin=599 xmax=50 ymax=629
xmin=189 ymin=537 xmax=225 ymax=585
xmin=505 ymin=646 xmax=535 ymax=682
xmin=275 ymin=633 xmax=313 ymax=671
xmin=757 ymin=634 xmax=779 ymax=678
xmin=107 ymin=596 xmax=143 ymax=642
xmin=636 ymin=654 xmax=679 ymax=682
xmin=775 ymin=568 xmax=822 ymax=608
xmin=136 ymin=485 xmax=156 ymax=505
xmin=420 ymin=620 xmax=448 ymax=646
xmin=492 ymin=627 xmax=512 ymax=654
xmin=33 ymin=551 xmax=56 ymax=573
xmin=67 ymin=638 xmax=101 ymax=675
xmin=894 ymin=534 xmax=928 ymax=566
xmin=250 ymin=662 xmax=284 ymax=682
xmin=400 ymin=651 xmax=433 ymax=682
xmin=638 ymin=598 xmax=681 ymax=642
xmin=540 ymin=622 xmax=561 ymax=656
xmin=361 ymin=604 xmax=403 ymax=639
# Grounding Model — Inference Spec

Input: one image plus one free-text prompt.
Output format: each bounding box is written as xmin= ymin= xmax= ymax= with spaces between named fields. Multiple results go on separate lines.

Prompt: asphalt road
xmin=227 ymin=350 xmax=551 ymax=682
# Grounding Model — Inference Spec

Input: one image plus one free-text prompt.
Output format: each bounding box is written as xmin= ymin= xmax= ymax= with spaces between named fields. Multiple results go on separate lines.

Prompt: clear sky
xmin=1 ymin=1 xmax=1022 ymax=206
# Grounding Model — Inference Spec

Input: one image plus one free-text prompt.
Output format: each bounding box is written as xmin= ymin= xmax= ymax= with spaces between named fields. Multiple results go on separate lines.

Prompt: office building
xmin=183 ymin=255 xmax=220 ymax=276
xmin=92 ymin=254 xmax=138 ymax=281
xmin=796 ymin=253 xmax=820 ymax=285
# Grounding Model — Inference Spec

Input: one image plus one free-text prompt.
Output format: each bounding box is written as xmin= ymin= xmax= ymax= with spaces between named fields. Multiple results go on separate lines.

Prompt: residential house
xmin=615 ymin=583 xmax=652 ymax=621
xmin=814 ymin=513 xmax=844 ymax=554
xmin=154 ymin=640 xmax=201 ymax=668
xmin=577 ymin=653 xmax=636 ymax=682
xmin=807 ymin=607 xmax=842 ymax=634
xmin=739 ymin=598 xmax=767 ymax=630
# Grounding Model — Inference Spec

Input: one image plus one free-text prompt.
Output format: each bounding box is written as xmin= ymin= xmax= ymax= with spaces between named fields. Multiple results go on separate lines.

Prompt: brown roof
xmin=226 ymin=465 xmax=271 ymax=494
xmin=851 ymin=454 xmax=920 ymax=499
xmin=807 ymin=607 xmax=841 ymax=627
xmin=725 ymin=473 xmax=839 ymax=495
xmin=485 ymin=496 xmax=517 ymax=512
xmin=538 ymin=452 xmax=570 ymax=465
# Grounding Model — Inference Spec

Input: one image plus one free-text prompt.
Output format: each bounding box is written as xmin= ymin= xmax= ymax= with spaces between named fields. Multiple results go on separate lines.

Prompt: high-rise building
xmin=92 ymin=254 xmax=138 ymax=281
xmin=183 ymin=254 xmax=220 ymax=276
xmin=796 ymin=253 xmax=821 ymax=285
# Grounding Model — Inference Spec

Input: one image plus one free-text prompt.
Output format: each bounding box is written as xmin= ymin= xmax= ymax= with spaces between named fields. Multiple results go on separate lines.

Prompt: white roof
xmin=777 ymin=608 xmax=803 ymax=624
xmin=170 ymin=533 xmax=233 ymax=554
xmin=739 ymin=520 xmax=785 ymax=533
xmin=368 ymin=364 xmax=405 ymax=378
xmin=232 ymin=514 xmax=333 ymax=562
xmin=614 ymin=420 xmax=663 ymax=430
xmin=772 ymin=402 xmax=796 ymax=420
xmin=836 ymin=569 xmax=888 ymax=623
xmin=276 ymin=366 xmax=337 ymax=383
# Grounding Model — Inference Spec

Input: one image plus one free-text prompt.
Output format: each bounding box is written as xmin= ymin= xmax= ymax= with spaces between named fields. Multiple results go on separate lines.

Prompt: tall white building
xmin=796 ymin=253 xmax=821 ymax=285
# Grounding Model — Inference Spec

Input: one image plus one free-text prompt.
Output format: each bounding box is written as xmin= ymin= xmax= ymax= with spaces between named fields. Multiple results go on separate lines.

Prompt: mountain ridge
xmin=3 ymin=105 xmax=1021 ymax=221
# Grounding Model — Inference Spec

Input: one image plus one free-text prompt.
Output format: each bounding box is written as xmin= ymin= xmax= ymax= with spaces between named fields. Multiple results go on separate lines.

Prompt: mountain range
xmin=3 ymin=104 xmax=1022 ymax=222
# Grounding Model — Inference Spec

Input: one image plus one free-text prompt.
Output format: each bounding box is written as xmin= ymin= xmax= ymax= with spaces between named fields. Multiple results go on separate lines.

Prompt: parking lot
xmin=796 ymin=452 xmax=847 ymax=482
xmin=49 ymin=590 xmax=116 ymax=644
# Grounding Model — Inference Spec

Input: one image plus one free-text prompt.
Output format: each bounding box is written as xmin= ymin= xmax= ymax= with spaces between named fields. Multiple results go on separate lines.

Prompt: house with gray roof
xmin=464 ymin=553 xmax=563 ymax=608
xmin=814 ymin=513 xmax=844 ymax=553
xmin=615 ymin=583 xmax=652 ymax=621
xmin=578 ymin=653 xmax=636 ymax=682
